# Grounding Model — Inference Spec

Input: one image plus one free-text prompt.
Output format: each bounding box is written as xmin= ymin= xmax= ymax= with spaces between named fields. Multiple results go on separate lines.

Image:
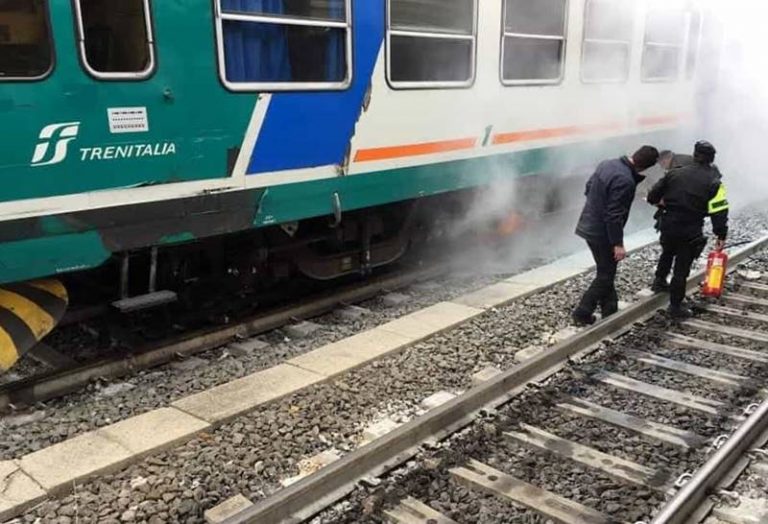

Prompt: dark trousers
xmin=575 ymin=240 xmax=619 ymax=317
xmin=661 ymin=233 xmax=707 ymax=307
xmin=653 ymin=208 xmax=673 ymax=281
xmin=655 ymin=245 xmax=674 ymax=280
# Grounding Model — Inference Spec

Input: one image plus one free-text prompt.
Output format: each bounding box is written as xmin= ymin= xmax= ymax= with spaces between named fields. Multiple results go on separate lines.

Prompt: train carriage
xmin=0 ymin=0 xmax=717 ymax=370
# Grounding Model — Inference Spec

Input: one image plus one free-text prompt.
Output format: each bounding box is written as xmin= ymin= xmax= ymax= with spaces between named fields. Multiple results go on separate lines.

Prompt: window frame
xmin=641 ymin=8 xmax=685 ymax=83
xmin=72 ymin=0 xmax=156 ymax=81
xmin=500 ymin=0 xmax=569 ymax=86
xmin=386 ymin=0 xmax=479 ymax=90
xmin=684 ymin=10 xmax=702 ymax=80
xmin=580 ymin=0 xmax=633 ymax=84
xmin=0 ymin=0 xmax=56 ymax=82
xmin=213 ymin=0 xmax=353 ymax=92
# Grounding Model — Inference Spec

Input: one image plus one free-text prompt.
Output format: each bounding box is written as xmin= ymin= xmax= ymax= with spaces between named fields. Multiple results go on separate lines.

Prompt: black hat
xmin=693 ymin=140 xmax=717 ymax=155
xmin=694 ymin=141 xmax=716 ymax=164
xmin=695 ymin=141 xmax=717 ymax=157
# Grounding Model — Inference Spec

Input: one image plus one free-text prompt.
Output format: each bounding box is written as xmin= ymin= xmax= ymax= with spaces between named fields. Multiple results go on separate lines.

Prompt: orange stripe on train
xmin=354 ymin=114 xmax=683 ymax=163
xmin=354 ymin=138 xmax=477 ymax=162
xmin=637 ymin=115 xmax=683 ymax=126
xmin=492 ymin=122 xmax=624 ymax=145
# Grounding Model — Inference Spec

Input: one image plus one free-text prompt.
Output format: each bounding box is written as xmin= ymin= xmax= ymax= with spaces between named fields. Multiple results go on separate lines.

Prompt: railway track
xmin=0 ymin=221 xmax=653 ymax=414
xmin=215 ymin=235 xmax=768 ymax=524
xmin=0 ymin=208 xmax=586 ymax=413
xmin=0 ymin=265 xmax=445 ymax=412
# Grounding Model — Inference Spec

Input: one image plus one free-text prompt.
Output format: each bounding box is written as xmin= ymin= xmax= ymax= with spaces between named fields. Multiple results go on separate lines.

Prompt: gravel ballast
xmin=7 ymin=209 xmax=768 ymax=523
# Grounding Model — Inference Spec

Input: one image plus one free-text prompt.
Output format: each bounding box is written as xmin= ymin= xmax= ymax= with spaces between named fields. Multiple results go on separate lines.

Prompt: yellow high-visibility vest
xmin=708 ymin=184 xmax=729 ymax=214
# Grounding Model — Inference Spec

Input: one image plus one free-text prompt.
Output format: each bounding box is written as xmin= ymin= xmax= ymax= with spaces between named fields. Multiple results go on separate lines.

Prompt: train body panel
xmin=0 ymin=0 xmax=708 ymax=286
xmin=1 ymin=0 xmax=257 ymax=202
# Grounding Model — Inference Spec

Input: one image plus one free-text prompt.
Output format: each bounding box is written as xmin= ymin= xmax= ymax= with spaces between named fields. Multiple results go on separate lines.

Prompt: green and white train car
xmin=0 ymin=0 xmax=715 ymax=369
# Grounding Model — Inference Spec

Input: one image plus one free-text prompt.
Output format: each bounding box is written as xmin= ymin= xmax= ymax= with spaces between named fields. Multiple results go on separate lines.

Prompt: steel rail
xmin=222 ymin=236 xmax=768 ymax=524
xmin=0 ymin=226 xmax=661 ymax=411
xmin=651 ymin=396 xmax=768 ymax=524
xmin=0 ymin=266 xmax=444 ymax=412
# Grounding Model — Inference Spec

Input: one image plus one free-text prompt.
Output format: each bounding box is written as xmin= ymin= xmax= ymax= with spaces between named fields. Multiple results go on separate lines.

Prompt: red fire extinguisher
xmin=701 ymin=248 xmax=729 ymax=298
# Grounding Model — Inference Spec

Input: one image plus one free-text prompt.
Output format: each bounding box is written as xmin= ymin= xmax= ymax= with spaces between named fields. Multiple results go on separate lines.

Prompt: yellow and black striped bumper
xmin=0 ymin=280 xmax=68 ymax=372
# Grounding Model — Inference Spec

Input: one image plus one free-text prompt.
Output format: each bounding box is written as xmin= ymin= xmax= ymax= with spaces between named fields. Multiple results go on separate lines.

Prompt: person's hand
xmin=715 ymin=238 xmax=726 ymax=252
xmin=614 ymin=245 xmax=627 ymax=262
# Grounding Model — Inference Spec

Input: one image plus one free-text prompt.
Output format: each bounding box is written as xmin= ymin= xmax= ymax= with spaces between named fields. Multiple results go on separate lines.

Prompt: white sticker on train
xmin=107 ymin=107 xmax=150 ymax=134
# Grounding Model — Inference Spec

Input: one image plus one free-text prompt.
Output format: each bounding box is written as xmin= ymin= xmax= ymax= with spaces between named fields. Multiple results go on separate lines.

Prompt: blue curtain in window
xmin=326 ymin=1 xmax=346 ymax=81
xmin=222 ymin=0 xmax=291 ymax=83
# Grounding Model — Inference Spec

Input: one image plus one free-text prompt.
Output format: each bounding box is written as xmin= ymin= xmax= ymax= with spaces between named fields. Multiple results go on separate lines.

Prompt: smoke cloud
xmin=698 ymin=0 xmax=768 ymax=208
xmin=439 ymin=0 xmax=768 ymax=281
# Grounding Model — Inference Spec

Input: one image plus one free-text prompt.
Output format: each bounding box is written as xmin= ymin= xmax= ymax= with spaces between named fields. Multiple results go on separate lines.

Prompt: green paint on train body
xmin=0 ymin=232 xmax=110 ymax=279
xmin=0 ymin=1 xmax=255 ymax=202
xmin=0 ymin=1 xmax=692 ymax=285
xmin=0 ymin=129 xmax=680 ymax=284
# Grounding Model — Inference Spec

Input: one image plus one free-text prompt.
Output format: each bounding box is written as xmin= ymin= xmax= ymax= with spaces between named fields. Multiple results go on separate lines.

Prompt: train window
xmin=0 ymin=0 xmax=53 ymax=80
xmin=74 ymin=0 xmax=155 ymax=80
xmin=642 ymin=9 xmax=684 ymax=82
xmin=387 ymin=0 xmax=477 ymax=88
xmin=685 ymin=11 xmax=701 ymax=79
xmin=501 ymin=0 xmax=568 ymax=84
xmin=216 ymin=0 xmax=352 ymax=91
xmin=581 ymin=0 xmax=633 ymax=83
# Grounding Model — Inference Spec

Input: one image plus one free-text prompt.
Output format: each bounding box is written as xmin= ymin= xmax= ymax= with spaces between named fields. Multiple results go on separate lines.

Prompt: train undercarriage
xmin=63 ymin=174 xmax=576 ymax=313
xmin=1 ymin=173 xmax=591 ymax=373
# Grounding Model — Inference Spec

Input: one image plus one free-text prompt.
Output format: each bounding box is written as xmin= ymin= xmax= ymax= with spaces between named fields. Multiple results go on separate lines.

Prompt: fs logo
xmin=30 ymin=122 xmax=81 ymax=167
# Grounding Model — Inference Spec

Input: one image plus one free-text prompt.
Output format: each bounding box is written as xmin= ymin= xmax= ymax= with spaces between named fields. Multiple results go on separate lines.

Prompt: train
xmin=0 ymin=0 xmax=720 ymax=371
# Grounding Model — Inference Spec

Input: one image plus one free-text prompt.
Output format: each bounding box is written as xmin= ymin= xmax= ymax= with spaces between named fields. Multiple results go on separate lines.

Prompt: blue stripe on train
xmin=247 ymin=0 xmax=384 ymax=174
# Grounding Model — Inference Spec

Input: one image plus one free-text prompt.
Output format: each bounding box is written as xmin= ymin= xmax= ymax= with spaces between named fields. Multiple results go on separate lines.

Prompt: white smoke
xmin=698 ymin=0 xmax=768 ymax=207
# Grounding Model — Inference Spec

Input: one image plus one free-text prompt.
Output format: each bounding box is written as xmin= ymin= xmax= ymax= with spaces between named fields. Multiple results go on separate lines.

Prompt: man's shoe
xmin=572 ymin=310 xmax=597 ymax=327
xmin=667 ymin=304 xmax=693 ymax=320
xmin=651 ymin=278 xmax=670 ymax=293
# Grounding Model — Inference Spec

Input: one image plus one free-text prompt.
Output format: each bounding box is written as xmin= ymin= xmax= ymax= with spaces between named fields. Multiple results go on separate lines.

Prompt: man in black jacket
xmin=651 ymin=150 xmax=695 ymax=292
xmin=572 ymin=146 xmax=660 ymax=326
xmin=647 ymin=141 xmax=729 ymax=319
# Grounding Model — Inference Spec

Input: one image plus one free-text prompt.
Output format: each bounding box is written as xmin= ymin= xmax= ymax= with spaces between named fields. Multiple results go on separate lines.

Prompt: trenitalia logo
xmin=30 ymin=122 xmax=81 ymax=167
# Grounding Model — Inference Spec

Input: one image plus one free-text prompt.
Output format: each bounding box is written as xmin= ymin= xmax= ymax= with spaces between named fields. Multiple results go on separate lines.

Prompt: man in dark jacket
xmin=572 ymin=146 xmax=660 ymax=326
xmin=651 ymin=151 xmax=695 ymax=292
xmin=647 ymin=141 xmax=729 ymax=318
